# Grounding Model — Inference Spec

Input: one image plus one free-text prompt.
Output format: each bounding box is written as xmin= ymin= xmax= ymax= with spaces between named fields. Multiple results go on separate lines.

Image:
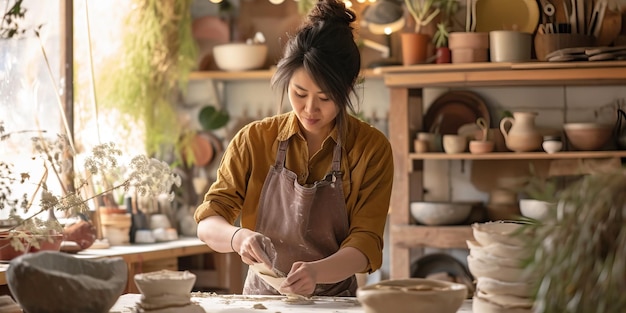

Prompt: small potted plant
xmin=431 ymin=0 xmax=459 ymax=63
xmin=401 ymin=0 xmax=445 ymax=65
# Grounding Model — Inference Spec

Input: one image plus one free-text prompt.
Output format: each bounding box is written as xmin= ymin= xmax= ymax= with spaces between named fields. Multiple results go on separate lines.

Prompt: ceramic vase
xmin=499 ymin=112 xmax=542 ymax=152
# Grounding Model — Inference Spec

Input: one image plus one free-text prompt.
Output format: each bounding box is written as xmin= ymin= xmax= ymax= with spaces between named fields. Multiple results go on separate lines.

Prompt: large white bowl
xmin=410 ymin=201 xmax=474 ymax=226
xmin=213 ymin=43 xmax=268 ymax=71
xmin=357 ymin=278 xmax=467 ymax=313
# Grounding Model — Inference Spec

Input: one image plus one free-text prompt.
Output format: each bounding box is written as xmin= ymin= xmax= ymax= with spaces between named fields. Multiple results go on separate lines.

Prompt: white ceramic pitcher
xmin=499 ymin=112 xmax=542 ymax=152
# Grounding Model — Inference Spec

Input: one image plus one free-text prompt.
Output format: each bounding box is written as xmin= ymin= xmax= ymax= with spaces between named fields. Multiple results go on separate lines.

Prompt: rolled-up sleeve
xmin=340 ymin=123 xmax=394 ymax=273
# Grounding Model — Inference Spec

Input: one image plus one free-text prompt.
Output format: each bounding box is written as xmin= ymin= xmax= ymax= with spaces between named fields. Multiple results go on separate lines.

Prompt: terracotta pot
xmin=448 ymin=32 xmax=489 ymax=63
xmin=0 ymin=235 xmax=26 ymax=261
xmin=401 ymin=33 xmax=431 ymax=65
xmin=0 ymin=233 xmax=64 ymax=261
xmin=436 ymin=47 xmax=451 ymax=64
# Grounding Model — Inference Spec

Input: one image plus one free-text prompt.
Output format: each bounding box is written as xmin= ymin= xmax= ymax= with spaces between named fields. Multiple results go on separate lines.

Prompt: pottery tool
xmin=589 ymin=0 xmax=608 ymax=37
xmin=576 ymin=0 xmax=585 ymax=34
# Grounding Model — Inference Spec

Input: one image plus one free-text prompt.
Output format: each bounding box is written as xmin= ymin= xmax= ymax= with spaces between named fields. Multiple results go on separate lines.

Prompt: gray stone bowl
xmin=6 ymin=251 xmax=127 ymax=313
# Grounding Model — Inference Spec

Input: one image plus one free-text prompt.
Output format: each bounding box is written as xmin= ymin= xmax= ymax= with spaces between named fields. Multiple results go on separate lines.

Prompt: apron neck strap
xmin=274 ymin=139 xmax=342 ymax=172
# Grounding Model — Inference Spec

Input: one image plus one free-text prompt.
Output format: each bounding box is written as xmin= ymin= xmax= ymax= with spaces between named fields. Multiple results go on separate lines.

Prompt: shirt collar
xmin=277 ymin=111 xmax=339 ymax=145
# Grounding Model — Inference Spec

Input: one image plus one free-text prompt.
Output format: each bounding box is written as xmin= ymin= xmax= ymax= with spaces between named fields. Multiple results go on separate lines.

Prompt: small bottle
xmin=542 ymin=136 xmax=562 ymax=154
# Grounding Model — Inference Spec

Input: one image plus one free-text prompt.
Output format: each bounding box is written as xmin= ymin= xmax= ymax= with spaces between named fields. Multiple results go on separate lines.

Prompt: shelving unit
xmin=381 ymin=61 xmax=626 ymax=279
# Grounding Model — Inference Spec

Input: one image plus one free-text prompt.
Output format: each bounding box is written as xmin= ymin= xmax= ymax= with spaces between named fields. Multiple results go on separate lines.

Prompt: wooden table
xmin=0 ymin=237 xmax=243 ymax=294
xmin=110 ymin=294 xmax=475 ymax=312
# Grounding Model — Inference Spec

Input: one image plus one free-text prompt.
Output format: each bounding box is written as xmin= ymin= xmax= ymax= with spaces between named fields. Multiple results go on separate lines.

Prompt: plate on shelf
xmin=423 ymin=90 xmax=490 ymax=135
xmin=475 ymin=0 xmax=540 ymax=34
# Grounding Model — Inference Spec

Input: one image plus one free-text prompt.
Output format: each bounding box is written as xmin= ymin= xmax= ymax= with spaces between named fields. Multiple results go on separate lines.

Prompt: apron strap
xmin=331 ymin=141 xmax=342 ymax=173
xmin=274 ymin=140 xmax=289 ymax=169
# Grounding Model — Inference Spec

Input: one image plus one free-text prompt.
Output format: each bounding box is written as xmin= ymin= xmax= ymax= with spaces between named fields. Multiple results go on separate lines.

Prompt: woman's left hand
xmin=280 ymin=261 xmax=317 ymax=296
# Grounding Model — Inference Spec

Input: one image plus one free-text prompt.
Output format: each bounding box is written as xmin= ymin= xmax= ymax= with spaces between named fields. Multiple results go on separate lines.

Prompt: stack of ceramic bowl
xmin=467 ymin=222 xmax=534 ymax=313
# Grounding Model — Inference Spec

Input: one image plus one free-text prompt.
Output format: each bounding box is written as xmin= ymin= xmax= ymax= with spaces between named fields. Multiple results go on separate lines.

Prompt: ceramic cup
xmin=489 ymin=30 xmax=532 ymax=62
xmin=443 ymin=135 xmax=468 ymax=154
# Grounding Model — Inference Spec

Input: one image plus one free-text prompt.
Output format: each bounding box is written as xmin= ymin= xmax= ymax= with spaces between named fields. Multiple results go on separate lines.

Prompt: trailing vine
xmin=99 ymin=0 xmax=197 ymax=159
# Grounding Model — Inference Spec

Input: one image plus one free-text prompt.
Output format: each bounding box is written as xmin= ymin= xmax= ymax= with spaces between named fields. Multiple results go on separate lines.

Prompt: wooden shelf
xmin=381 ymin=61 xmax=626 ymax=88
xmin=385 ymin=61 xmax=626 ymax=280
xmin=391 ymin=225 xmax=473 ymax=250
xmin=409 ymin=151 xmax=626 ymax=160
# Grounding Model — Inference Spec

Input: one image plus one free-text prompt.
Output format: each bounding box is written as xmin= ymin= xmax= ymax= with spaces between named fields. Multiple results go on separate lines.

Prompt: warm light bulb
xmin=269 ymin=0 xmax=285 ymax=4
xmin=356 ymin=0 xmax=366 ymax=3
xmin=344 ymin=0 xmax=353 ymax=8
xmin=209 ymin=0 xmax=222 ymax=3
xmin=384 ymin=27 xmax=392 ymax=35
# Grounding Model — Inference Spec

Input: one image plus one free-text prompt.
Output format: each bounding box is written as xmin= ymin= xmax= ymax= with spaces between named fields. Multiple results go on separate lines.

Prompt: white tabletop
xmin=109 ymin=293 xmax=474 ymax=312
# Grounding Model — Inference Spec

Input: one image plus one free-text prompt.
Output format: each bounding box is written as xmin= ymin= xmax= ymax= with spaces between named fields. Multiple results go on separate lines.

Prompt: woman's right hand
xmin=232 ymin=228 xmax=276 ymax=267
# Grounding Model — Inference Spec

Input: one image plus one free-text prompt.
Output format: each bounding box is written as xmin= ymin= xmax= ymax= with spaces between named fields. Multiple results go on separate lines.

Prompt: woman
xmin=195 ymin=0 xmax=393 ymax=297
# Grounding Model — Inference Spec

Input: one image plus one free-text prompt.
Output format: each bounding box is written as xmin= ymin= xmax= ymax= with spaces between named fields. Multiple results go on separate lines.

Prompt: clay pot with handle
xmin=499 ymin=112 xmax=542 ymax=152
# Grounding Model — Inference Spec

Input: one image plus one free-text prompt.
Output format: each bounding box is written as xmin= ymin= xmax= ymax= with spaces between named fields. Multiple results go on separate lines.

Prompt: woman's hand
xmin=233 ymin=228 xmax=276 ymax=267
xmin=280 ymin=261 xmax=318 ymax=296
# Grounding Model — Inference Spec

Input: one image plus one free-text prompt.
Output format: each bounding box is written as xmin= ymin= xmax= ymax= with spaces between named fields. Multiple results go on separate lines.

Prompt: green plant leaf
xmin=199 ymin=106 xmax=230 ymax=131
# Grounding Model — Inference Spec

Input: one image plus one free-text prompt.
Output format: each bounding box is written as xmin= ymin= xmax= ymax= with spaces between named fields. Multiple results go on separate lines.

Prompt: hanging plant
xmin=99 ymin=0 xmax=197 ymax=159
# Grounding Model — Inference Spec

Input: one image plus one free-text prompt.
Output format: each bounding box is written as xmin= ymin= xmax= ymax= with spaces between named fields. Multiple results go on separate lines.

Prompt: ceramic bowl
xmin=469 ymin=244 xmax=523 ymax=268
xmin=472 ymin=222 xmax=525 ymax=247
xmin=469 ymin=140 xmax=495 ymax=154
xmin=6 ymin=251 xmax=127 ymax=313
xmin=134 ymin=270 xmax=196 ymax=298
xmin=357 ymin=278 xmax=467 ymax=313
xmin=410 ymin=202 xmax=474 ymax=226
xmin=213 ymin=43 xmax=268 ymax=71
xmin=467 ymin=255 xmax=527 ymax=283
xmin=476 ymin=276 xmax=532 ymax=298
xmin=472 ymin=291 xmax=533 ymax=313
xmin=563 ymin=123 xmax=612 ymax=151
xmin=466 ymin=240 xmax=529 ymax=260
xmin=519 ymin=199 xmax=554 ymax=220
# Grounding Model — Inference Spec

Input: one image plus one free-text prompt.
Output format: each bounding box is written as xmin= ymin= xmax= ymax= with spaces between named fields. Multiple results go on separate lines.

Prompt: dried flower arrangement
xmin=0 ymin=123 xmax=181 ymax=253
xmin=521 ymin=172 xmax=626 ymax=313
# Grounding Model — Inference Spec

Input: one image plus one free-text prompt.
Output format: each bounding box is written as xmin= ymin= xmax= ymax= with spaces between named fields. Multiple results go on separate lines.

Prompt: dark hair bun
xmin=307 ymin=0 xmax=356 ymax=26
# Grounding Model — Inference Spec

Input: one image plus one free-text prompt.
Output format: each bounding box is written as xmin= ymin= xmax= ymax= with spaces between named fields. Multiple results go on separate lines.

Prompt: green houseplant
xmin=100 ymin=0 xmax=197 ymax=161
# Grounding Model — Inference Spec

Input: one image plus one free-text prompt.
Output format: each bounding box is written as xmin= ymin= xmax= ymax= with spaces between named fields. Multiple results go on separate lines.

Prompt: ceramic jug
xmin=499 ymin=112 xmax=542 ymax=152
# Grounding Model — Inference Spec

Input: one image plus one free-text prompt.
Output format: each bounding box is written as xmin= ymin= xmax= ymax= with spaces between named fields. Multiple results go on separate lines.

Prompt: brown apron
xmin=243 ymin=139 xmax=357 ymax=296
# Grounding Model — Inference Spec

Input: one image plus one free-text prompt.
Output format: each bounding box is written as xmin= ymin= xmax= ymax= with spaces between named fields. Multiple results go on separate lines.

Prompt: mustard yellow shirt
xmin=194 ymin=111 xmax=393 ymax=273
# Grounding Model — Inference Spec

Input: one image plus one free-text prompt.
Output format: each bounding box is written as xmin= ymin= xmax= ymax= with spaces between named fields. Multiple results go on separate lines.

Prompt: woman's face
xmin=288 ymin=68 xmax=339 ymax=140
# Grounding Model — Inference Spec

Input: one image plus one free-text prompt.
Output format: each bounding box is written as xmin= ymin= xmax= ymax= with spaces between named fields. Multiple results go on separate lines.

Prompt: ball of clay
xmin=6 ymin=251 xmax=128 ymax=313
